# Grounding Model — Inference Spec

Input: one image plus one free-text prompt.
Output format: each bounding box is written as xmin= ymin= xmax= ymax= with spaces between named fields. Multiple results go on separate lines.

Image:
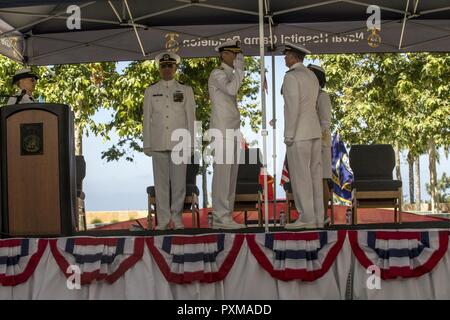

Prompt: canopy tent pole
xmin=108 ymin=1 xmax=123 ymax=21
xmin=398 ymin=0 xmax=411 ymax=49
xmin=258 ymin=0 xmax=269 ymax=232
xmin=134 ymin=3 xmax=193 ymax=21
xmin=123 ymin=0 xmax=146 ymax=57
xmin=271 ymin=52 xmax=277 ymax=225
xmin=399 ymin=0 xmax=420 ymax=50
xmin=265 ymin=0 xmax=277 ymax=225
xmin=0 ymin=1 xmax=96 ymax=40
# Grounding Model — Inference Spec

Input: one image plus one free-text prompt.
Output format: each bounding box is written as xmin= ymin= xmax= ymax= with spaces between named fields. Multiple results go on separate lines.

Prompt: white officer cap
xmin=307 ymin=64 xmax=326 ymax=87
xmin=215 ymin=39 xmax=242 ymax=53
xmin=12 ymin=68 xmax=39 ymax=84
xmin=154 ymin=51 xmax=181 ymax=67
xmin=282 ymin=41 xmax=311 ymax=56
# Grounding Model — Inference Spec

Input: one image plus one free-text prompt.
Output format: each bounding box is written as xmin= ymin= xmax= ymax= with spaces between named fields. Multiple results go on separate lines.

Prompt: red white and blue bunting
xmin=349 ymin=230 xmax=449 ymax=280
xmin=1 ymin=230 xmax=450 ymax=291
xmin=147 ymin=234 xmax=244 ymax=284
xmin=0 ymin=238 xmax=48 ymax=286
xmin=246 ymin=231 xmax=346 ymax=281
xmin=50 ymin=237 xmax=144 ymax=285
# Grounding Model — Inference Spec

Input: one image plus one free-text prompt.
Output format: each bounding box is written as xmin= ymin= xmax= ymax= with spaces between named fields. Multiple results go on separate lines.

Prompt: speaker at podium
xmin=0 ymin=103 xmax=77 ymax=237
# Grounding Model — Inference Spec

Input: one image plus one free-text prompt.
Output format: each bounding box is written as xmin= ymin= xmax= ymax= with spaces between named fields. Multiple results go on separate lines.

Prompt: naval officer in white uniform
xmin=143 ymin=52 xmax=196 ymax=230
xmin=308 ymin=64 xmax=332 ymax=226
xmin=282 ymin=42 xmax=324 ymax=229
xmin=208 ymin=39 xmax=245 ymax=229
xmin=7 ymin=68 xmax=39 ymax=105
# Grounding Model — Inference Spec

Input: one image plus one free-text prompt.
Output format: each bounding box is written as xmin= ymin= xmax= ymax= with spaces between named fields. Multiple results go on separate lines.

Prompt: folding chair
xmin=349 ymin=144 xmax=403 ymax=224
xmin=147 ymin=157 xmax=201 ymax=229
xmin=235 ymin=148 xmax=264 ymax=227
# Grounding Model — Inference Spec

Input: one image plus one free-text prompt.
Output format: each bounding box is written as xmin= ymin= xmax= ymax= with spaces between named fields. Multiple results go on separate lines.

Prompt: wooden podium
xmin=0 ymin=103 xmax=76 ymax=237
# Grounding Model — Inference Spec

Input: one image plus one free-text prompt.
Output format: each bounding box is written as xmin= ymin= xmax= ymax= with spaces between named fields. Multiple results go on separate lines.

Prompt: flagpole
xmin=271 ymin=51 xmax=278 ymax=226
xmin=258 ymin=0 xmax=269 ymax=233
xmin=264 ymin=0 xmax=277 ymax=227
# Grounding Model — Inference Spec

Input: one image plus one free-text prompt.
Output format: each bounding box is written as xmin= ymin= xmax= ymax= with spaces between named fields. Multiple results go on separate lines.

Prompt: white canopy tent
xmin=1 ymin=0 xmax=449 ymax=231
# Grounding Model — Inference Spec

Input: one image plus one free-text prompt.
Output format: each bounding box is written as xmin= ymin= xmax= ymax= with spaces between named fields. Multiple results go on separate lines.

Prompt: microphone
xmin=15 ymin=89 xmax=27 ymax=104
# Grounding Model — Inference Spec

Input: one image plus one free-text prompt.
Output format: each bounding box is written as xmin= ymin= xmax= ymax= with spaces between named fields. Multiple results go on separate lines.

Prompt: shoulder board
xmin=177 ymin=81 xmax=185 ymax=85
xmin=150 ymin=81 xmax=158 ymax=86
xmin=286 ymin=69 xmax=294 ymax=73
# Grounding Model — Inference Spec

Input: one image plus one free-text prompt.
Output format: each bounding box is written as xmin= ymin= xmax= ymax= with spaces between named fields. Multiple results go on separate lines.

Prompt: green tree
xmin=0 ymin=55 xmax=261 ymax=209
xmin=101 ymin=60 xmax=159 ymax=162
xmin=36 ymin=63 xmax=119 ymax=155
xmin=0 ymin=56 xmax=22 ymax=104
xmin=0 ymin=58 xmax=120 ymax=156
xmin=426 ymin=173 xmax=450 ymax=203
xmin=319 ymin=52 xmax=450 ymax=210
xmin=178 ymin=57 xmax=260 ymax=207
xmin=0 ymin=58 xmax=120 ymax=220
xmin=103 ymin=57 xmax=261 ymax=207
xmin=396 ymin=53 xmax=450 ymax=212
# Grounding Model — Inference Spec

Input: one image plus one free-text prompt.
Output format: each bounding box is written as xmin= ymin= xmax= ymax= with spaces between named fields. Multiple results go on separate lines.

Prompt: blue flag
xmin=331 ymin=133 xmax=353 ymax=204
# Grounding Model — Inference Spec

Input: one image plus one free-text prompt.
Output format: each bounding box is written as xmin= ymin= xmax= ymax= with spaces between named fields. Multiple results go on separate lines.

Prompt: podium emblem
xmin=20 ymin=123 xmax=43 ymax=155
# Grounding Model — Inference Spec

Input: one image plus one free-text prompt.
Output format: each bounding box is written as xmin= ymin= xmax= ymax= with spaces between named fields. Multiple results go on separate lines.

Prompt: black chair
xmin=349 ymin=144 xmax=403 ymax=224
xmin=283 ymin=157 xmax=334 ymax=224
xmin=75 ymin=155 xmax=87 ymax=230
xmin=235 ymin=148 xmax=263 ymax=227
xmin=147 ymin=156 xmax=201 ymax=229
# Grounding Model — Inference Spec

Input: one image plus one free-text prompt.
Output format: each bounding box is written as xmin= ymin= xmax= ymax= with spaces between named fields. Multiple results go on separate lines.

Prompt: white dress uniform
xmin=7 ymin=68 xmax=39 ymax=105
xmin=282 ymin=42 xmax=324 ymax=228
xmin=143 ymin=52 xmax=196 ymax=230
xmin=208 ymin=39 xmax=245 ymax=228
xmin=308 ymin=64 xmax=332 ymax=180
xmin=317 ymin=89 xmax=332 ymax=179
xmin=7 ymin=91 xmax=35 ymax=105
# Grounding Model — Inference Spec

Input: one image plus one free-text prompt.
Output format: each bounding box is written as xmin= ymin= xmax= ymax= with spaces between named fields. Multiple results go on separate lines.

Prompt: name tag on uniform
xmin=173 ymin=91 xmax=184 ymax=102
xmin=152 ymin=93 xmax=163 ymax=97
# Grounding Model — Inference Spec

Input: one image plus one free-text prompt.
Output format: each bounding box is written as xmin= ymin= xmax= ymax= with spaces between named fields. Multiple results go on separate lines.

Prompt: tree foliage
xmin=317 ymin=53 xmax=450 ymax=157
xmin=426 ymin=173 xmax=450 ymax=203
xmin=37 ymin=62 xmax=118 ymax=137
xmin=101 ymin=57 xmax=261 ymax=162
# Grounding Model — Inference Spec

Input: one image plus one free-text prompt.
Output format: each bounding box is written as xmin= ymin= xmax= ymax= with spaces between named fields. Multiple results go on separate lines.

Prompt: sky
xmin=82 ymin=56 xmax=449 ymax=211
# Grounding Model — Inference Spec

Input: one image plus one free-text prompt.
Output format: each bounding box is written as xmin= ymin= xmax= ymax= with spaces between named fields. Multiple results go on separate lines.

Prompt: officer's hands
xmin=143 ymin=147 xmax=153 ymax=157
xmin=322 ymin=130 xmax=331 ymax=145
xmin=284 ymin=137 xmax=294 ymax=147
xmin=233 ymin=53 xmax=244 ymax=70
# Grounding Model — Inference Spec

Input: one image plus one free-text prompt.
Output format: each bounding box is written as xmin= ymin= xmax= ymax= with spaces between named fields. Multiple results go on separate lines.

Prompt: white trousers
xmin=152 ymin=151 xmax=187 ymax=227
xmin=212 ymin=139 xmax=241 ymax=220
xmin=286 ymin=138 xmax=324 ymax=224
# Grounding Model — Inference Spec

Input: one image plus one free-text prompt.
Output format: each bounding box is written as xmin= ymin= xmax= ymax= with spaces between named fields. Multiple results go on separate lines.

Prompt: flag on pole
xmin=279 ymin=134 xmax=353 ymax=205
xmin=242 ymin=138 xmax=273 ymax=200
xmin=280 ymin=157 xmax=290 ymax=186
xmin=331 ymin=133 xmax=353 ymax=204
xmin=259 ymin=172 xmax=274 ymax=200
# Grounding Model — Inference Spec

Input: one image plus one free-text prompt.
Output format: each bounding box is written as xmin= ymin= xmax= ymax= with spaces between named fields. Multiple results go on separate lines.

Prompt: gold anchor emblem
xmin=367 ymin=28 xmax=381 ymax=48
xmin=165 ymin=33 xmax=180 ymax=53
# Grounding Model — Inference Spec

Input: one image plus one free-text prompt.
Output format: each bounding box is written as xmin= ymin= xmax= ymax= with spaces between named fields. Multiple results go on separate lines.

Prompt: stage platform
xmin=92 ymin=204 xmax=449 ymax=232
xmin=1 ymin=225 xmax=450 ymax=299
